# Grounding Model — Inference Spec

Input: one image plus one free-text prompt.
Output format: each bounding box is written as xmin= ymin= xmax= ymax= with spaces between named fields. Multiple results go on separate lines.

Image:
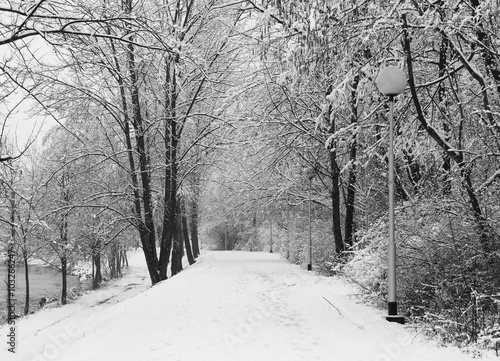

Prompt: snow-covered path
xmin=1 ymin=251 xmax=490 ymax=361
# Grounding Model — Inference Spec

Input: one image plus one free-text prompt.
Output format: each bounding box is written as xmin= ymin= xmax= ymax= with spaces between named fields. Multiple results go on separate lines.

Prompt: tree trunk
xmin=93 ymin=250 xmax=102 ymax=289
xmin=116 ymin=244 xmax=122 ymax=277
xmin=171 ymin=210 xmax=184 ymax=276
xmin=117 ymin=256 xmax=121 ymax=276
xmin=189 ymin=175 xmax=201 ymax=257
xmin=23 ymin=251 xmax=29 ymax=315
xmin=92 ymin=252 xmax=94 ymax=289
xmin=122 ymin=250 xmax=129 ymax=268
xmin=344 ymin=74 xmax=360 ymax=249
xmin=61 ymin=256 xmax=67 ymax=305
xmin=461 ymin=166 xmax=493 ymax=253
xmin=124 ymin=0 xmax=160 ymax=285
xmin=59 ymin=200 xmax=69 ymax=306
xmin=181 ymin=204 xmax=195 ymax=265
xmin=110 ymin=23 xmax=160 ymax=284
xmin=438 ymin=30 xmax=452 ymax=195
xmin=269 ymin=215 xmax=273 ymax=253
xmin=327 ymin=97 xmax=344 ymax=253
xmin=109 ymin=251 xmax=116 ymax=279
xmin=160 ymin=54 xmax=178 ymax=280
xmin=189 ymin=198 xmax=200 ymax=258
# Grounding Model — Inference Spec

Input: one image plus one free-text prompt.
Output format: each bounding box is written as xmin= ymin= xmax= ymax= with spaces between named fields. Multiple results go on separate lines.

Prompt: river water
xmin=0 ymin=263 xmax=81 ymax=322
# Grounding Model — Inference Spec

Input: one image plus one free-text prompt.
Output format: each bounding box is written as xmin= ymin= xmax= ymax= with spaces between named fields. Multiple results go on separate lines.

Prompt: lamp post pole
xmin=375 ymin=66 xmax=406 ymax=324
xmin=387 ymin=95 xmax=398 ymax=319
xmin=308 ymin=175 xmax=312 ymax=271
xmin=270 ymin=212 xmax=273 ymax=253
xmin=307 ymin=166 xmax=317 ymax=271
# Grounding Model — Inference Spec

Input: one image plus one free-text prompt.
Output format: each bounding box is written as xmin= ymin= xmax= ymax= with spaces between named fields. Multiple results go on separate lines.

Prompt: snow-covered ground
xmin=1 ymin=250 xmax=495 ymax=361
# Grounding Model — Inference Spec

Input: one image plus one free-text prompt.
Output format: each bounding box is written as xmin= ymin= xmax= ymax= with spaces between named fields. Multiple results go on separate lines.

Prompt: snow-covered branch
xmin=0 ymin=3 xmax=174 ymax=52
xmin=475 ymin=170 xmax=500 ymax=194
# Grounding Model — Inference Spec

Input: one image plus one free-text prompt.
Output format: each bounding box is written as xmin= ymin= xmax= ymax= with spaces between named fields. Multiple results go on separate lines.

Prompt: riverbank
xmin=0 ymin=263 xmax=84 ymax=324
xmin=0 ymin=248 xmax=151 ymax=357
xmin=0 ymin=249 xmax=142 ymax=324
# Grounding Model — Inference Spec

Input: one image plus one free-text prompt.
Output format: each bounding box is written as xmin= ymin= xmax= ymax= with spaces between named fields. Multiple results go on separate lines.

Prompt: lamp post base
xmin=388 ymin=301 xmax=398 ymax=315
xmin=386 ymin=301 xmax=405 ymax=324
xmin=386 ymin=315 xmax=406 ymax=324
xmin=307 ymin=264 xmax=312 ymax=271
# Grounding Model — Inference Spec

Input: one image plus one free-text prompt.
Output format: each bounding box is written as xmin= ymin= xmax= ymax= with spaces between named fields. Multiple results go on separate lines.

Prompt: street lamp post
xmin=307 ymin=168 xmax=316 ymax=271
xmin=375 ymin=66 xmax=406 ymax=324
xmin=270 ymin=212 xmax=273 ymax=253
xmin=308 ymin=175 xmax=312 ymax=271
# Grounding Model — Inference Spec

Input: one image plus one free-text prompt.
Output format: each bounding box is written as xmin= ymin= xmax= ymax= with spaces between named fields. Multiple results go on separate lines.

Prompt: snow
xmin=1 ymin=251 xmax=494 ymax=361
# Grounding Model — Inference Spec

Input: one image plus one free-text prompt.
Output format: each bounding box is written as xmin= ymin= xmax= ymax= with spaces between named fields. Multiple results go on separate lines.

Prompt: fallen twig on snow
xmin=322 ymin=296 xmax=344 ymax=318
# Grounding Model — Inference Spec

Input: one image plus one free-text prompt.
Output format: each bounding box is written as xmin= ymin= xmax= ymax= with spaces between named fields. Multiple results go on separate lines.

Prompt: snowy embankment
xmin=1 ymin=251 xmax=494 ymax=361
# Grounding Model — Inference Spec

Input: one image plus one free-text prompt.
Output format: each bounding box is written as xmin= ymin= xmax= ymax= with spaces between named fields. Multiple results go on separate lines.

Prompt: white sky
xmin=3 ymin=95 xmax=54 ymax=150
xmin=1 ymin=36 xmax=59 ymax=153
